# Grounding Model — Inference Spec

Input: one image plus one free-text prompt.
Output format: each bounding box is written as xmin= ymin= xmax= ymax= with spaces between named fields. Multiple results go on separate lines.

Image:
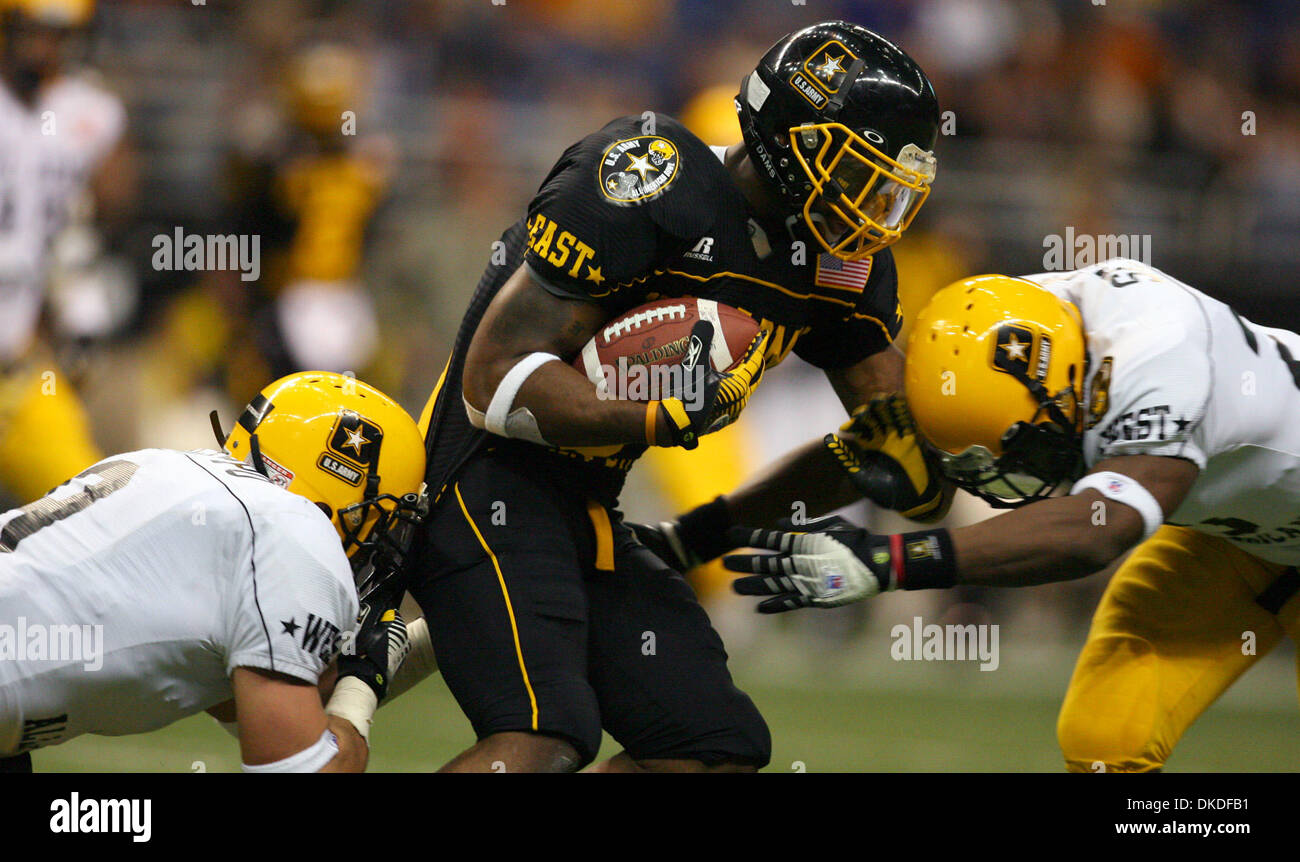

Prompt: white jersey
xmin=0 ymin=449 xmax=357 ymax=756
xmin=0 ymin=73 xmax=126 ymax=361
xmin=1024 ymin=260 xmax=1300 ymax=565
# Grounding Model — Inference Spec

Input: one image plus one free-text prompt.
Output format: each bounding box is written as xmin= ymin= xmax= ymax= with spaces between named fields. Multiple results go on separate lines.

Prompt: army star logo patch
xmin=992 ymin=323 xmax=1053 ymax=383
xmin=324 ymin=410 xmax=384 ymax=470
xmin=599 ymin=136 xmax=681 ymax=205
xmin=790 ymin=39 xmax=859 ymax=108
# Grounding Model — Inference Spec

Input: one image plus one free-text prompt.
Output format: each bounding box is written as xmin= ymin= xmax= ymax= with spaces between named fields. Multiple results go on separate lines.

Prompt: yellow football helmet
xmin=285 ymin=42 xmax=364 ymax=137
xmin=647 ymin=139 xmax=677 ymax=165
xmin=216 ymin=372 xmax=427 ymax=590
xmin=905 ymin=275 xmax=1087 ymax=507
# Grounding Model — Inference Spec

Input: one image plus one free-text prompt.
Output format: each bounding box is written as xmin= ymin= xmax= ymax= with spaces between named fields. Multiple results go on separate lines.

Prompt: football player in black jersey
xmin=410 ymin=21 xmax=948 ymax=772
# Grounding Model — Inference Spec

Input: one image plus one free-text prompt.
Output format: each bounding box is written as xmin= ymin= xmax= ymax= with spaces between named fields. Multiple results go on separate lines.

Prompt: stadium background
xmin=14 ymin=0 xmax=1300 ymax=770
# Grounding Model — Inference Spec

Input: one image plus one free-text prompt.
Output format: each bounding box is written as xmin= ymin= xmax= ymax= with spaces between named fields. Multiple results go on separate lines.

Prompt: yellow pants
xmin=1057 ymin=525 xmax=1300 ymax=772
xmin=0 ymin=360 xmax=102 ymax=503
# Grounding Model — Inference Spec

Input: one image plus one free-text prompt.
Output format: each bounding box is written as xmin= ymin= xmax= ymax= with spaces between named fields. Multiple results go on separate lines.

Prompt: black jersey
xmin=423 ymin=114 xmax=903 ymax=507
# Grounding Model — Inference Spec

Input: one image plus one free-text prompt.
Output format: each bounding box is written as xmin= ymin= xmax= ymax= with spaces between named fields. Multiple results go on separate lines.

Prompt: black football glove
xmin=823 ymin=394 xmax=951 ymax=521
xmin=656 ymin=320 xmax=767 ymax=449
xmin=629 ymin=520 xmax=699 ymax=571
xmin=628 ymin=496 xmax=735 ymax=571
xmin=337 ymin=596 xmax=411 ymax=702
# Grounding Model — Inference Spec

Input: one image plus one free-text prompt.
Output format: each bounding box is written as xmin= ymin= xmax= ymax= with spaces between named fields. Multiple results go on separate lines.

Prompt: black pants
xmin=408 ymin=449 xmax=771 ymax=768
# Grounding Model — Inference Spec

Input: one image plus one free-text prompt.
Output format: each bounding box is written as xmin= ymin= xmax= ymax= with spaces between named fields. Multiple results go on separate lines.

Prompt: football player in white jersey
xmin=0 ymin=0 xmax=136 ymax=503
xmin=0 ymin=372 xmax=434 ymax=772
xmin=725 ymin=259 xmax=1300 ymax=771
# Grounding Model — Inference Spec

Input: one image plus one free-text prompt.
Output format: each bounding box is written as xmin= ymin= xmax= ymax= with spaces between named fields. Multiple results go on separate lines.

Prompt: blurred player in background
xmin=727 ymin=259 xmax=1300 ymax=772
xmin=0 ymin=0 xmax=136 ymax=503
xmin=0 ymin=372 xmax=431 ymax=773
xmin=412 ymin=21 xmax=949 ymax=773
xmin=147 ymin=40 xmax=395 ymax=420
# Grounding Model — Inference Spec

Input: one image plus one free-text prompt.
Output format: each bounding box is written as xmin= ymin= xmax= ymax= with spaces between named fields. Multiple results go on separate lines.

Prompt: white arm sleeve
xmin=485 ymin=352 xmax=560 ymax=434
xmin=241 ymin=728 xmax=339 ymax=773
xmin=467 ymin=352 xmax=559 ymax=445
xmin=385 ymin=617 xmax=439 ymax=702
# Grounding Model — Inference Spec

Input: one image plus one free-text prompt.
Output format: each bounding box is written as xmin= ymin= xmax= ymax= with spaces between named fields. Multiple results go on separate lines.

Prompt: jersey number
xmin=0 ymin=461 xmax=139 ymax=552
xmin=1094 ymin=265 xmax=1140 ymax=288
xmin=1231 ymin=307 xmax=1300 ymax=390
xmin=1199 ymin=517 xmax=1259 ymax=538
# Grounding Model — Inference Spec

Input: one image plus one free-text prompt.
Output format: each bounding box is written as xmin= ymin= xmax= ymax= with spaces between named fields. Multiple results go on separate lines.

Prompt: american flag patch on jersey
xmin=815 ymin=253 xmax=872 ymax=291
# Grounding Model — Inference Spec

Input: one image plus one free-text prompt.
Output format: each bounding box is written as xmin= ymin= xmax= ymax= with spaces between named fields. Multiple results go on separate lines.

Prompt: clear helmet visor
xmin=791 ymin=123 xmax=936 ymax=260
xmin=848 ymin=174 xmax=920 ymax=230
xmin=937 ymin=444 xmax=1053 ymax=507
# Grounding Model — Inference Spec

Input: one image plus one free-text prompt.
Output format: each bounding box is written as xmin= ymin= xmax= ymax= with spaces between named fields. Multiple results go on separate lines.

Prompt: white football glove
xmin=725 ymin=518 xmax=888 ymax=613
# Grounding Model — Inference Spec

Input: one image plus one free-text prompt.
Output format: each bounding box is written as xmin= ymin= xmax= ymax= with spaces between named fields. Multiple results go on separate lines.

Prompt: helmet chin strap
xmin=247 ymin=433 xmax=270 ymax=479
xmin=825 ymin=58 xmax=866 ymax=118
xmin=1005 ymin=365 xmax=1077 ymax=434
xmin=208 ymin=409 xmax=270 ymax=479
xmin=784 ymin=57 xmax=865 ymax=249
xmin=208 ymin=410 xmax=226 ymax=447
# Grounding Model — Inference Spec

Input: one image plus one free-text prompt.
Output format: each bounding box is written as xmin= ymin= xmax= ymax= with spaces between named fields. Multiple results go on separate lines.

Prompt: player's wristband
xmin=325 ymin=676 xmax=379 ymax=745
xmin=385 ymin=617 xmax=438 ymax=703
xmin=654 ymin=397 xmax=695 ymax=447
xmin=879 ymin=529 xmax=957 ymax=591
xmin=674 ymin=496 xmax=737 ymax=563
xmin=1070 ymin=471 xmax=1164 ymax=541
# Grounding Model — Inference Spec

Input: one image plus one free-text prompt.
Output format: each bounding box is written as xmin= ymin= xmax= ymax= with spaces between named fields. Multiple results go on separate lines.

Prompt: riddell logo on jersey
xmin=0 ymin=617 xmax=104 ymax=671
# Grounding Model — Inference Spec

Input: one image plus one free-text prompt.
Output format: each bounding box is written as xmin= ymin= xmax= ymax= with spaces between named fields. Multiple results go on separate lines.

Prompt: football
xmin=573 ymin=297 xmax=760 ymax=399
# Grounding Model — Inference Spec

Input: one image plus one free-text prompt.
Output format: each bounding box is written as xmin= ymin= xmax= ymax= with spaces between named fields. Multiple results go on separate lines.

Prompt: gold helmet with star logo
xmin=216 ymin=372 xmax=427 ymax=577
xmin=904 ymin=275 xmax=1087 ymax=507
xmin=647 ymin=139 xmax=676 ymax=165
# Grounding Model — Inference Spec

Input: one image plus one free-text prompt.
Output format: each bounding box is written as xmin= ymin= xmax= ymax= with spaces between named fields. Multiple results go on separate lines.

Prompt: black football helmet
xmin=737 ymin=21 xmax=940 ymax=260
